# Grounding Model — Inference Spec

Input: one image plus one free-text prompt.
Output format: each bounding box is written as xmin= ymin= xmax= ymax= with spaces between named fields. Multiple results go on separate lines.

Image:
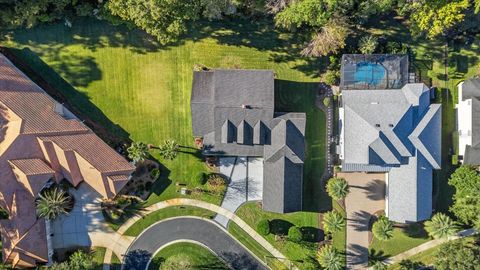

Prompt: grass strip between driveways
xmin=92 ymin=247 xmax=106 ymax=270
xmin=123 ymin=206 xmax=215 ymax=236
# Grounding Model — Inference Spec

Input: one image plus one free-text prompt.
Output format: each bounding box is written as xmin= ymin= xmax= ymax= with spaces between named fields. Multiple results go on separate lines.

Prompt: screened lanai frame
xmin=340 ymin=54 xmax=409 ymax=90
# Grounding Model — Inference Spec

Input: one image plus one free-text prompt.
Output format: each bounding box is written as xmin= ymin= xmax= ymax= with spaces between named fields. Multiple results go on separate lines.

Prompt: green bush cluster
xmin=257 ymin=219 xmax=271 ymax=236
xmin=288 ymin=226 xmax=303 ymax=242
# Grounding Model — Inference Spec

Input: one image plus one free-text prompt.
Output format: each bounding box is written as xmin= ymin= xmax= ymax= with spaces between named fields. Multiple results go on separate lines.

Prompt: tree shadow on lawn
xmin=368 ymin=248 xmax=389 ymax=264
xmin=270 ymin=219 xmax=294 ymax=236
xmin=2 ymin=47 xmax=131 ymax=144
xmin=401 ymin=222 xmax=428 ymax=239
xmin=148 ymin=162 xmax=173 ymax=198
xmin=301 ymin=226 xmax=324 ymax=243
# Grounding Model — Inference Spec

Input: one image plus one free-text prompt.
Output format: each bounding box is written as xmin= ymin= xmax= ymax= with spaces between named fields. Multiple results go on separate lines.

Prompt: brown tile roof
xmin=0 ymin=54 xmax=89 ymax=134
xmin=9 ymin=159 xmax=55 ymax=176
xmin=39 ymin=133 xmax=135 ymax=173
xmin=0 ymin=53 xmax=135 ymax=268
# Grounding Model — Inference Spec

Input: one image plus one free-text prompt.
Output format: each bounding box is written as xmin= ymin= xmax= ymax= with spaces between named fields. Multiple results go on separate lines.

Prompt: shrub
xmin=150 ymin=168 xmax=160 ymax=180
xmin=326 ymin=177 xmax=349 ymax=200
xmin=316 ymin=245 xmax=344 ymax=270
xmin=324 ymin=69 xmax=340 ymax=85
xmin=359 ymin=35 xmax=378 ymax=54
xmin=257 ymin=219 xmax=271 ymax=236
xmin=0 ymin=207 xmax=8 ymax=219
xmin=206 ymin=174 xmax=226 ymax=194
xmin=323 ymin=97 xmax=331 ymax=107
xmin=287 ymin=226 xmax=303 ymax=242
xmin=194 ymin=172 xmax=206 ymax=186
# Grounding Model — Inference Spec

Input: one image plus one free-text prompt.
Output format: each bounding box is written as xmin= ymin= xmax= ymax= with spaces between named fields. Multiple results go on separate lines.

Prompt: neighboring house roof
xmin=459 ymin=78 xmax=480 ymax=165
xmin=0 ymin=53 xmax=135 ymax=268
xmin=341 ymin=83 xmax=442 ymax=222
xmin=191 ymin=69 xmax=305 ymax=213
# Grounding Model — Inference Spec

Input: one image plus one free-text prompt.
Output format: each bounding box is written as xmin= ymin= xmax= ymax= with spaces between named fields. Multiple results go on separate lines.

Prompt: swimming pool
xmin=354 ymin=62 xmax=386 ymax=86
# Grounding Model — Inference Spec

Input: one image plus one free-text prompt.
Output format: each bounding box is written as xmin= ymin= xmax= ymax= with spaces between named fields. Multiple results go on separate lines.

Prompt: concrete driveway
xmin=215 ymin=157 xmax=263 ymax=227
xmin=337 ymin=172 xmax=386 ymax=269
xmin=51 ymin=182 xmax=106 ymax=249
xmin=125 ymin=217 xmax=267 ymax=270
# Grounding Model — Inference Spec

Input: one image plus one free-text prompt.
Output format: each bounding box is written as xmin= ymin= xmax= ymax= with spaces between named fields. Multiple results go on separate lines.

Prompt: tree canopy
xmin=434 ymin=238 xmax=480 ymax=270
xmin=424 ymin=213 xmax=459 ymax=239
xmin=448 ymin=166 xmax=480 ymax=229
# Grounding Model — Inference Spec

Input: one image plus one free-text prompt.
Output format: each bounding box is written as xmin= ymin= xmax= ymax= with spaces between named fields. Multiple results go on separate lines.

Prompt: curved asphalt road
xmin=123 ymin=217 xmax=268 ymax=270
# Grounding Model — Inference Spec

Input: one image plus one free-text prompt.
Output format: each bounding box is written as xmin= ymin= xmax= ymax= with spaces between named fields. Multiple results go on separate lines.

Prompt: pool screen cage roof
xmin=340 ymin=54 xmax=409 ymax=90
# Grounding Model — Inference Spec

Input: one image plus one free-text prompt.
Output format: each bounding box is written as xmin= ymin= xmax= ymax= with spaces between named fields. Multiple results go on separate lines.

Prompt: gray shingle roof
xmin=191 ymin=69 xmax=306 ymax=213
xmin=460 ymin=78 xmax=480 ymax=165
xmin=341 ymin=83 xmax=441 ymax=222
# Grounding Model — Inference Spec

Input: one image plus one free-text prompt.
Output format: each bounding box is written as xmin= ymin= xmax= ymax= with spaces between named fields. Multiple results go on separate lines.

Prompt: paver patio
xmin=337 ymin=172 xmax=386 ymax=269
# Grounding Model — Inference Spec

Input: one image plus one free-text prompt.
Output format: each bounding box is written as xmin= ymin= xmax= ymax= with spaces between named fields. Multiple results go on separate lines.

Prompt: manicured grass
xmin=123 ymin=206 xmax=215 ymax=236
xmin=228 ymin=222 xmax=287 ymax=270
xmin=369 ymin=225 xmax=430 ymax=258
xmin=234 ymin=202 xmax=321 ymax=269
xmin=92 ymin=247 xmax=106 ymax=270
xmin=2 ymin=17 xmax=323 ymax=208
xmin=331 ymin=200 xmax=346 ymax=254
xmin=147 ymin=242 xmax=228 ymax=270
xmin=388 ymin=236 xmax=479 ymax=269
xmin=110 ymin=253 xmax=122 ymax=270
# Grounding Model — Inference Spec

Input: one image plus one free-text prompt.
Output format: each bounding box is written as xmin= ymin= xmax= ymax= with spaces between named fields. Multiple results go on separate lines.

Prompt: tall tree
xmin=326 ymin=177 xmax=349 ymax=201
xmin=107 ymin=0 xmax=201 ymax=45
xmin=434 ymin=238 xmax=480 ymax=270
xmin=404 ymin=0 xmax=470 ymax=38
xmin=424 ymin=213 xmax=459 ymax=239
xmin=127 ymin=141 xmax=149 ymax=164
xmin=448 ymin=166 xmax=480 ymax=229
xmin=372 ymin=216 xmax=394 ymax=241
xmin=323 ymin=210 xmax=346 ymax=235
xmin=301 ymin=18 xmax=350 ymax=57
xmin=316 ymin=245 xmax=344 ymax=270
xmin=36 ymin=188 xmax=73 ymax=220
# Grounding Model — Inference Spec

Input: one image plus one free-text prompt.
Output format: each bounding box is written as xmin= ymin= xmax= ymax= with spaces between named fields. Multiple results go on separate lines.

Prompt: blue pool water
xmin=354 ymin=62 xmax=386 ymax=86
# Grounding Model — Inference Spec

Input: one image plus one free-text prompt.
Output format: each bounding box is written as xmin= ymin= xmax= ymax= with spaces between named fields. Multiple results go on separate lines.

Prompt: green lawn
xmin=387 ymin=236 xmax=479 ymax=269
xmin=331 ymin=200 xmax=346 ymax=254
xmin=228 ymin=223 xmax=287 ymax=270
xmin=92 ymin=247 xmax=106 ymax=270
xmin=233 ymin=202 xmax=321 ymax=269
xmin=110 ymin=253 xmax=121 ymax=270
xmin=2 ymin=17 xmax=324 ymax=208
xmin=370 ymin=225 xmax=430 ymax=259
xmin=123 ymin=206 xmax=215 ymax=236
xmin=147 ymin=242 xmax=228 ymax=270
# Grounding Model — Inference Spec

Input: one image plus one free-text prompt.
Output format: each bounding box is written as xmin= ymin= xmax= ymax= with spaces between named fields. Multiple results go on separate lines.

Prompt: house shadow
xmin=1 ymin=47 xmax=130 ymax=145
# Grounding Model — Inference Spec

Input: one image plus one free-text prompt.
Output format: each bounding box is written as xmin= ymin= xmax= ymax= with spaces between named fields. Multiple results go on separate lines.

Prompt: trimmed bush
xmin=150 ymin=168 xmax=160 ymax=180
xmin=257 ymin=219 xmax=270 ymax=236
xmin=323 ymin=97 xmax=331 ymax=107
xmin=287 ymin=226 xmax=303 ymax=242
xmin=194 ymin=172 xmax=206 ymax=186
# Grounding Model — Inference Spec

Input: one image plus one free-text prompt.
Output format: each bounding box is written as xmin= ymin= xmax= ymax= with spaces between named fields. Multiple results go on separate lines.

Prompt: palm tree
xmin=424 ymin=213 xmax=459 ymax=239
xmin=326 ymin=177 xmax=349 ymax=201
xmin=323 ymin=210 xmax=346 ymax=235
xmin=372 ymin=216 xmax=394 ymax=241
xmin=316 ymin=245 xmax=344 ymax=270
xmin=127 ymin=141 xmax=149 ymax=163
xmin=36 ymin=188 xmax=73 ymax=220
xmin=159 ymin=139 xmax=180 ymax=160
